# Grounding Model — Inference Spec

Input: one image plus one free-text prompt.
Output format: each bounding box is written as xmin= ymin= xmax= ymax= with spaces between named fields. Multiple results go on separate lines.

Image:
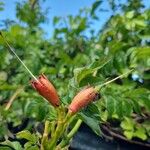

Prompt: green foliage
xmin=16 ymin=0 xmax=47 ymax=27
xmin=121 ymin=117 xmax=147 ymax=140
xmin=0 ymin=1 xmax=4 ymax=11
xmin=79 ymin=113 xmax=101 ymax=136
xmin=17 ymin=130 xmax=39 ymax=150
xmin=91 ymin=0 xmax=102 ymax=19
xmin=0 ymin=0 xmax=150 ymax=148
xmin=0 ymin=140 xmax=23 ymax=150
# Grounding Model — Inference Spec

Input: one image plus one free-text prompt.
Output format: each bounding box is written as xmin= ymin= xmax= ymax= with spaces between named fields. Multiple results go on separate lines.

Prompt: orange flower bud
xmin=69 ymin=87 xmax=97 ymax=114
xmin=31 ymin=74 xmax=60 ymax=107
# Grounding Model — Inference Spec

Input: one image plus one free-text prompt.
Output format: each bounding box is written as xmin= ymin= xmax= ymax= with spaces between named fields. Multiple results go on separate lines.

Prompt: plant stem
xmin=95 ymin=69 xmax=134 ymax=91
xmin=57 ymin=119 xmax=82 ymax=149
xmin=41 ymin=120 xmax=50 ymax=150
xmin=48 ymin=107 xmax=63 ymax=149
xmin=50 ymin=121 xmax=56 ymax=137
xmin=48 ymin=111 xmax=73 ymax=150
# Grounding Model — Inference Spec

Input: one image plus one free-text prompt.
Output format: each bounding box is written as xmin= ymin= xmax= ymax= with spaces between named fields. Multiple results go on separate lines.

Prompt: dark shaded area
xmin=7 ymin=118 xmax=29 ymax=134
xmin=70 ymin=123 xmax=149 ymax=150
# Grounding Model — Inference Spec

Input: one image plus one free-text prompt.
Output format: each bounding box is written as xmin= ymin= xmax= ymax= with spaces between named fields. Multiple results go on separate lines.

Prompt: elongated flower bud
xmin=69 ymin=87 xmax=97 ymax=114
xmin=31 ymin=74 xmax=60 ymax=107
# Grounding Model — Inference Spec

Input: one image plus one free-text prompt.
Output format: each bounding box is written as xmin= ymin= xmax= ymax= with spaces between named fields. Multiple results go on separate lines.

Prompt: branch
xmin=101 ymin=124 xmax=150 ymax=148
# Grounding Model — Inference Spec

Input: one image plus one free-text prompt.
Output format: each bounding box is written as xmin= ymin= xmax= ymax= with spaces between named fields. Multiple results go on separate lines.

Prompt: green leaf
xmin=25 ymin=146 xmax=39 ymax=150
xmin=53 ymin=16 xmax=61 ymax=26
xmin=141 ymin=96 xmax=150 ymax=111
xmin=121 ymin=117 xmax=134 ymax=131
xmin=79 ymin=75 xmax=104 ymax=87
xmin=122 ymin=100 xmax=133 ymax=117
xmin=104 ymin=96 xmax=115 ymax=116
xmin=134 ymin=127 xmax=147 ymax=140
xmin=101 ymin=110 xmax=108 ymax=122
xmin=37 ymin=104 xmax=49 ymax=121
xmin=74 ymin=57 xmax=111 ymax=85
xmin=79 ymin=113 xmax=101 ymax=136
xmin=17 ymin=130 xmax=38 ymax=144
xmin=0 ymin=71 xmax=7 ymax=81
xmin=0 ymin=2 xmax=4 ymax=11
xmin=76 ymin=18 xmax=87 ymax=33
xmin=83 ymin=103 xmax=100 ymax=121
xmin=91 ymin=0 xmax=102 ymax=17
xmin=131 ymin=100 xmax=141 ymax=114
xmin=127 ymin=88 xmax=150 ymax=111
xmin=134 ymin=19 xmax=146 ymax=27
xmin=0 ymin=146 xmax=12 ymax=150
xmin=143 ymin=121 xmax=150 ymax=136
xmin=125 ymin=11 xmax=134 ymax=19
xmin=115 ymin=98 xmax=123 ymax=118
xmin=0 ymin=140 xmax=23 ymax=150
xmin=124 ymin=131 xmax=134 ymax=140
xmin=24 ymin=142 xmax=39 ymax=150
xmin=74 ymin=67 xmax=93 ymax=85
xmin=89 ymin=57 xmax=111 ymax=70
xmin=125 ymin=20 xmax=135 ymax=30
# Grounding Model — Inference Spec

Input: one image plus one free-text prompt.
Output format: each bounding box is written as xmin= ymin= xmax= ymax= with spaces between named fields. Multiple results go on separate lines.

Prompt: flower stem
xmin=48 ymin=111 xmax=73 ymax=150
xmin=95 ymin=69 xmax=134 ymax=91
xmin=41 ymin=120 xmax=50 ymax=150
xmin=57 ymin=119 xmax=82 ymax=149
xmin=50 ymin=121 xmax=56 ymax=137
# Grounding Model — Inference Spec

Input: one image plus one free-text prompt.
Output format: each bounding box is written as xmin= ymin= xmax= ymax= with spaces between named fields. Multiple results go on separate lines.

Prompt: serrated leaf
xmin=74 ymin=57 xmax=111 ymax=85
xmin=79 ymin=75 xmax=104 ymax=87
xmin=74 ymin=67 xmax=93 ymax=85
xmin=79 ymin=113 xmax=101 ymax=136
xmin=104 ymin=96 xmax=115 ymax=116
xmin=17 ymin=130 xmax=37 ymax=144
xmin=122 ymin=100 xmax=133 ymax=117
xmin=131 ymin=100 xmax=141 ymax=114
xmin=115 ymin=98 xmax=123 ymax=118
xmin=83 ymin=103 xmax=100 ymax=121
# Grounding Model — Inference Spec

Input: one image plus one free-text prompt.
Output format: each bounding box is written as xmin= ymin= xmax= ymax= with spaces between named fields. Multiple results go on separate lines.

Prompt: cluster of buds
xmin=31 ymin=74 xmax=97 ymax=113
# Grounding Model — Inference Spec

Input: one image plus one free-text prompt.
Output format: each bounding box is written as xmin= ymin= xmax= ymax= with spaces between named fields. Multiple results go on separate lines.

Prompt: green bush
xmin=0 ymin=0 xmax=149 ymax=149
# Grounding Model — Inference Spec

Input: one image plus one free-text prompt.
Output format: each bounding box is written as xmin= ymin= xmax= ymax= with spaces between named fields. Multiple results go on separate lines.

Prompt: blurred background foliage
xmin=0 ymin=0 xmax=150 ymax=148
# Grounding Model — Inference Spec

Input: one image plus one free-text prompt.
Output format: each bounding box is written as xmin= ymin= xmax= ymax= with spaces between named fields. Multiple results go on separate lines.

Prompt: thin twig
xmin=5 ymin=86 xmax=24 ymax=111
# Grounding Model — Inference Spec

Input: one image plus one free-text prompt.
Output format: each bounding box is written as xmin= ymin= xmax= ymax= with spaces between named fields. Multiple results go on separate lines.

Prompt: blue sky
xmin=0 ymin=0 xmax=149 ymax=38
xmin=0 ymin=0 xmax=111 ymax=37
